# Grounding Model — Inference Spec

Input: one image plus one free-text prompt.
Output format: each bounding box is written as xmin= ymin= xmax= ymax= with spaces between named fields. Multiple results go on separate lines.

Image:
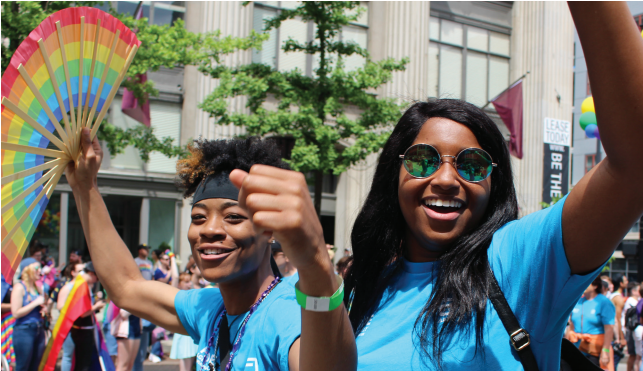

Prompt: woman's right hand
xmin=65 ymin=128 xmax=103 ymax=193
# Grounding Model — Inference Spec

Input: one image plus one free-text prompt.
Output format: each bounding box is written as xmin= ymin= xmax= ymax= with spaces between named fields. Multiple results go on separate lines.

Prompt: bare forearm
xmin=1 ymin=303 xmax=11 ymax=313
xmin=73 ymin=187 xmax=144 ymax=305
xmin=298 ymin=265 xmax=357 ymax=371
xmin=604 ymin=325 xmax=614 ymax=349
xmin=568 ymin=2 xmax=643 ymax=169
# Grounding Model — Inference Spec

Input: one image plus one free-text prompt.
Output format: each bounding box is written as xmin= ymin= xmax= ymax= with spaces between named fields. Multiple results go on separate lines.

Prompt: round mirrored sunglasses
xmin=399 ymin=144 xmax=497 ymax=183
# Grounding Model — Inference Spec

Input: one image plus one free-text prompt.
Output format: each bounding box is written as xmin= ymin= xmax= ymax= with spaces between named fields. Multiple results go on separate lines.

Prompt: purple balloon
xmin=585 ymin=124 xmax=598 ymax=139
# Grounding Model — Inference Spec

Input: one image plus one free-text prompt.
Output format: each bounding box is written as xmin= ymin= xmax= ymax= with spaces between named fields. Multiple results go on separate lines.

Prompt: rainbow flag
xmin=102 ymin=300 xmax=119 ymax=325
xmin=92 ymin=317 xmax=115 ymax=371
xmin=1 ymin=312 xmax=15 ymax=364
xmin=38 ymin=275 xmax=91 ymax=371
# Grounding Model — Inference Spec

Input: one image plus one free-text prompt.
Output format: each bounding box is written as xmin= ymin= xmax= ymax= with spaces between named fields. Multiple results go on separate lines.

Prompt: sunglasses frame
xmin=399 ymin=144 xmax=497 ymax=183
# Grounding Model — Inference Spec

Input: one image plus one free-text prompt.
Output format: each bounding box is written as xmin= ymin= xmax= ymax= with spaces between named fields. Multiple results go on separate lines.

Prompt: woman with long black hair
xmin=344 ymin=2 xmax=643 ymax=370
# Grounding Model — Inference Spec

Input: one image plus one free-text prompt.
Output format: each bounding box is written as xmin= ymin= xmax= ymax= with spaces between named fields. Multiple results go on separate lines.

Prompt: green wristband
xmin=602 ymin=347 xmax=611 ymax=353
xmin=295 ymin=275 xmax=344 ymax=312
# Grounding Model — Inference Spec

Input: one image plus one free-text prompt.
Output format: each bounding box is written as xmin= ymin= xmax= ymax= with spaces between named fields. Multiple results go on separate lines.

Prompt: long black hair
xmin=344 ymin=99 xmax=519 ymax=367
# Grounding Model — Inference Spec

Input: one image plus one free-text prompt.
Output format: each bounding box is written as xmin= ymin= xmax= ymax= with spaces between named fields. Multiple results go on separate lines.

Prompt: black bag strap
xmin=487 ymin=267 xmax=540 ymax=371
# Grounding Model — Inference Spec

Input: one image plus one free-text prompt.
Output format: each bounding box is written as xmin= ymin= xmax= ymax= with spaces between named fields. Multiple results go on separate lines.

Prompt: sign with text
xmin=542 ymin=144 xmax=570 ymax=205
xmin=543 ymin=118 xmax=572 ymax=147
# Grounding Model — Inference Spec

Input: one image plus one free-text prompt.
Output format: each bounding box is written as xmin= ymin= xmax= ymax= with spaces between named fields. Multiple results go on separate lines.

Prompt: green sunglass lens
xmin=404 ymin=145 xmax=440 ymax=178
xmin=456 ymin=149 xmax=493 ymax=182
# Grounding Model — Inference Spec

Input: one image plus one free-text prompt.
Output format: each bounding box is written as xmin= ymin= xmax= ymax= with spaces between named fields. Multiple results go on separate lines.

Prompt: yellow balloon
xmin=581 ymin=96 xmax=595 ymax=114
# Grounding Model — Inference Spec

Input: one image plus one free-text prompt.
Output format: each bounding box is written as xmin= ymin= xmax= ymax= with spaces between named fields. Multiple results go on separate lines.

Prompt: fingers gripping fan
xmin=1 ymin=7 xmax=140 ymax=281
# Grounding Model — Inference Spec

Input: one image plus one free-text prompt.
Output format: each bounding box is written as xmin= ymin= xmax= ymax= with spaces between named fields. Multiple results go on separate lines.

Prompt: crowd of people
xmin=566 ymin=274 xmax=643 ymax=371
xmin=0 ymin=241 xmax=228 ymax=371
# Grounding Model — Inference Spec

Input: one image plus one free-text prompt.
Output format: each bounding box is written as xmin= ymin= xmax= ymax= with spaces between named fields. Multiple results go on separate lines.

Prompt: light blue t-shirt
xmin=570 ymin=294 xmax=615 ymax=335
xmin=175 ymin=275 xmax=301 ymax=371
xmin=356 ymin=196 xmax=606 ymax=371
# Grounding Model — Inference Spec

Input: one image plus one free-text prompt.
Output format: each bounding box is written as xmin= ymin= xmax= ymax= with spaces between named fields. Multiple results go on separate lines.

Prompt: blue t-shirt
xmin=154 ymin=268 xmax=171 ymax=283
xmin=356 ymin=196 xmax=607 ymax=371
xmin=570 ymin=294 xmax=615 ymax=335
xmin=175 ymin=275 xmax=301 ymax=371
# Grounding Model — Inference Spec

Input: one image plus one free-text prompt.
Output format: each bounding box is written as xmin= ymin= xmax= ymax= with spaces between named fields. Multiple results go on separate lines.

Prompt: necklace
xmin=205 ymin=276 xmax=281 ymax=371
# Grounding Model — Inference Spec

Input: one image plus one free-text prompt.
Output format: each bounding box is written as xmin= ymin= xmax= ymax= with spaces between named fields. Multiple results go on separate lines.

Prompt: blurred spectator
xmin=149 ymin=327 xmax=168 ymax=363
xmin=625 ymin=282 xmax=641 ymax=371
xmin=57 ymin=263 xmax=84 ymax=371
xmin=151 ymin=249 xmax=162 ymax=270
xmin=271 ymin=240 xmax=297 ymax=277
xmin=185 ymin=256 xmax=206 ymax=289
xmin=57 ymin=262 xmax=104 ymax=371
xmin=11 ymin=258 xmax=47 ymax=371
xmin=133 ymin=244 xmax=154 ymax=371
xmin=69 ymin=250 xmax=83 ymax=265
xmin=169 ymin=272 xmax=198 ymax=371
xmin=134 ymin=244 xmax=153 ymax=281
xmin=569 ymin=276 xmax=616 ymax=369
xmin=336 ymin=256 xmax=353 ymax=279
xmin=633 ymin=286 xmax=643 ymax=371
xmin=154 ymin=251 xmax=178 ymax=287
xmin=1 ymin=274 xmax=15 ymax=368
xmin=112 ymin=308 xmax=141 ymax=371
xmin=612 ymin=274 xmax=629 ymax=366
xmin=602 ymin=275 xmax=615 ymax=297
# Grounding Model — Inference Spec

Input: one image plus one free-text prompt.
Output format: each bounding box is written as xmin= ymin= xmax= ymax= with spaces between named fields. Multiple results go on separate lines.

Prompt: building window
xmin=585 ymin=154 xmax=596 ymax=174
xmin=252 ymin=2 xmax=368 ymax=74
xmin=428 ymin=16 xmax=510 ymax=107
xmin=606 ymin=257 xmax=639 ymax=282
xmin=99 ymin=1 xmax=186 ymax=25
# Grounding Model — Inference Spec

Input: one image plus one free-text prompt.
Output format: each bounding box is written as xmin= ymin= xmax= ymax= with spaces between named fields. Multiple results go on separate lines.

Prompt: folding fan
xmin=1 ymin=7 xmax=141 ymax=281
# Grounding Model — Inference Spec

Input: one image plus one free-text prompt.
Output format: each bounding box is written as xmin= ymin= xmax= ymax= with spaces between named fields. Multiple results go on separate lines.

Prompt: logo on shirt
xmin=245 ymin=358 xmax=258 ymax=371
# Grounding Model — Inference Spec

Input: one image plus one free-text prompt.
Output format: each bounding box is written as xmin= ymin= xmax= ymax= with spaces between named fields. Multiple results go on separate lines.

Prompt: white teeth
xmin=424 ymin=199 xmax=462 ymax=208
xmin=202 ymin=249 xmax=228 ymax=255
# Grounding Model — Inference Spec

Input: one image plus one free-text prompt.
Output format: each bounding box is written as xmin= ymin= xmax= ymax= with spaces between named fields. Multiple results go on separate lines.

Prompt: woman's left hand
xmin=230 ymin=165 xmax=337 ymax=294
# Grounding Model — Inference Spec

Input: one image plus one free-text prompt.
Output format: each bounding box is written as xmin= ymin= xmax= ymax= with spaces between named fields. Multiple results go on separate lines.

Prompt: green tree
xmin=198 ymin=1 xmax=408 ymax=215
xmin=1 ymin=1 xmax=266 ymax=160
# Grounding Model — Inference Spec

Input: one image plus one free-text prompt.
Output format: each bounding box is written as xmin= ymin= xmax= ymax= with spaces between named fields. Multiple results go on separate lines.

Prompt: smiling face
xmin=188 ymin=198 xmax=271 ymax=284
xmin=398 ymin=117 xmax=491 ymax=261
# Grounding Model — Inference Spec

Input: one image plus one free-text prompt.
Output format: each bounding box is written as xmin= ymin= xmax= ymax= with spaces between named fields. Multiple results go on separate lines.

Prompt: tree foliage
xmin=198 ymin=2 xmax=408 ymax=213
xmin=2 ymin=1 xmax=266 ymax=161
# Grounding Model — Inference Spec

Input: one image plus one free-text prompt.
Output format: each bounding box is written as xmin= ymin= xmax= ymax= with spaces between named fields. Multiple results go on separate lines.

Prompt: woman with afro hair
xmin=65 ymin=136 xmax=356 ymax=371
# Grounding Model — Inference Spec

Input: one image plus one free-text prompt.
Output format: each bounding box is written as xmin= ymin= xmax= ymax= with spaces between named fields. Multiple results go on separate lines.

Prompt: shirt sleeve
xmin=601 ymin=298 xmax=616 ymax=326
xmin=262 ymin=295 xmax=302 ymax=370
xmin=488 ymin=196 xmax=609 ymax=341
xmin=174 ymin=288 xmax=222 ymax=343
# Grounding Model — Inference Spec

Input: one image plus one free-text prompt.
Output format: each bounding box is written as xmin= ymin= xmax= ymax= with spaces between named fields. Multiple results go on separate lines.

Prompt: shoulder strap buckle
xmin=510 ymin=328 xmax=531 ymax=351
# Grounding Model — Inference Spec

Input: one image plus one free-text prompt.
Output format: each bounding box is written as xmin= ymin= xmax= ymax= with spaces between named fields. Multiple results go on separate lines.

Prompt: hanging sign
xmin=542 ymin=118 xmax=571 ymax=205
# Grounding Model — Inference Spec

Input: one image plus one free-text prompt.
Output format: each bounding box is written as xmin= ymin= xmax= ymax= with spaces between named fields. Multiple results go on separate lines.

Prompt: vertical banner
xmin=542 ymin=118 xmax=571 ymax=205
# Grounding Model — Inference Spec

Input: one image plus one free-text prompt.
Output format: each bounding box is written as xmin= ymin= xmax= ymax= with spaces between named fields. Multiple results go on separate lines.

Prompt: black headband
xmin=192 ymin=171 xmax=239 ymax=204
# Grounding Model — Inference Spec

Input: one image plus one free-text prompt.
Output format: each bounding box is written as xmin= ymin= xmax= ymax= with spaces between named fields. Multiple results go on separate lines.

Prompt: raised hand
xmin=65 ymin=128 xmax=102 ymax=193
xmin=230 ymin=165 xmax=337 ymax=293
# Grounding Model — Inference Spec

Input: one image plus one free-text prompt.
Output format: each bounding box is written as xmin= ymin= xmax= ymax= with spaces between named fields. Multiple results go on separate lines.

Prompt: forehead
xmin=192 ymin=198 xmax=240 ymax=211
xmin=412 ymin=117 xmax=481 ymax=152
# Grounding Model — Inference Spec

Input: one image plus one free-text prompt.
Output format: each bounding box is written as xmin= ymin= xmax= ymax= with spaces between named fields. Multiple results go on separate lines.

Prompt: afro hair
xmin=175 ymin=137 xmax=290 ymax=199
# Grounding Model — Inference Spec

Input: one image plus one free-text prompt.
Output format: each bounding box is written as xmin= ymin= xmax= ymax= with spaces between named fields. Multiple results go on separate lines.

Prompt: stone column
xmin=509 ymin=2 xmax=575 ymax=216
xmin=58 ymin=192 xmax=69 ymax=265
xmin=139 ymin=198 xmax=150 ymax=246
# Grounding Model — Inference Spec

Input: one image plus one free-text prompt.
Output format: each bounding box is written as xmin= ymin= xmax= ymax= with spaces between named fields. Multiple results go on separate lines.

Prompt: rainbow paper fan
xmin=1 ymin=7 xmax=141 ymax=281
